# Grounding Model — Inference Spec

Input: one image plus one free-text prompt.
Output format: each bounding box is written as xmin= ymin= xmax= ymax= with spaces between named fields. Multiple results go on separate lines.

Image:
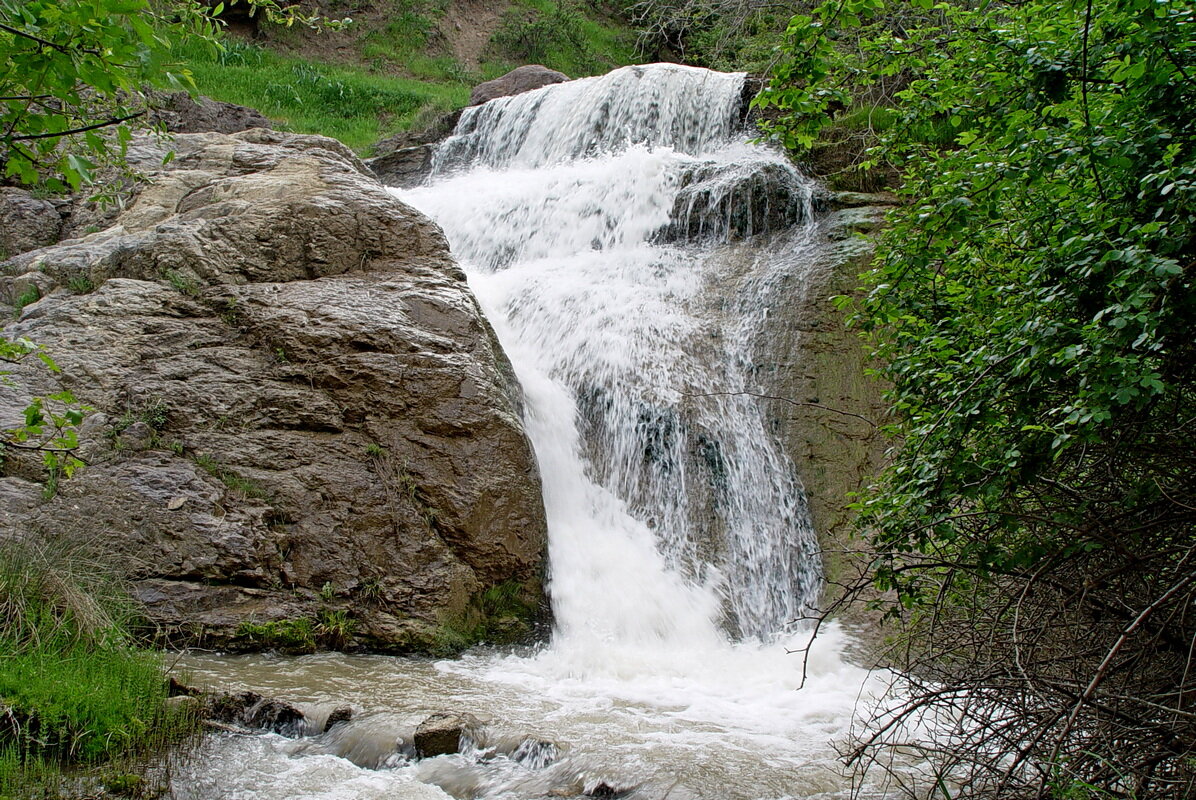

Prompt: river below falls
xmin=173 ymin=624 xmax=890 ymax=800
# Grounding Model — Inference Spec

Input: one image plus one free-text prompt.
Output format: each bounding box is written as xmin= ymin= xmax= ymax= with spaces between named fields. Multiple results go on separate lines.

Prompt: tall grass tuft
xmin=0 ymin=539 xmax=196 ymax=796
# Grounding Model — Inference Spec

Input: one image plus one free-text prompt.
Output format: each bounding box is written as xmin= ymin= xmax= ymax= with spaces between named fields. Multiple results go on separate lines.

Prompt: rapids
xmin=174 ymin=63 xmax=890 ymax=800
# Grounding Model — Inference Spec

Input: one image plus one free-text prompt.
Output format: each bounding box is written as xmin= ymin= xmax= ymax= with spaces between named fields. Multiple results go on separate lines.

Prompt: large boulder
xmin=0 ymin=128 xmax=547 ymax=653
xmin=469 ymin=65 xmax=569 ymax=106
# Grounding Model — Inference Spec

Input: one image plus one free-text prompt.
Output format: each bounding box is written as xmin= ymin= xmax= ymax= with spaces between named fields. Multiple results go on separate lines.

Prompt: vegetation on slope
xmin=175 ymin=0 xmax=642 ymax=152
xmin=758 ymin=0 xmax=1196 ymax=796
xmin=0 ymin=540 xmax=197 ymax=797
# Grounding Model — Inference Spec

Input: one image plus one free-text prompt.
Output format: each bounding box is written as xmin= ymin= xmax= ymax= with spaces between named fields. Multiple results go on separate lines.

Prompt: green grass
xmin=193 ymin=453 xmax=269 ymax=500
xmin=486 ymin=0 xmax=639 ymax=79
xmin=0 ymin=541 xmax=196 ymax=796
xmin=159 ymin=1 xmax=642 ymax=154
xmin=164 ymin=38 xmax=469 ymax=153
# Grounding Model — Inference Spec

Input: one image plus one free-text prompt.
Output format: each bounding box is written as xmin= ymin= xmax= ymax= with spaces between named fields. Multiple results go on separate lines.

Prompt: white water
xmin=175 ymin=64 xmax=889 ymax=800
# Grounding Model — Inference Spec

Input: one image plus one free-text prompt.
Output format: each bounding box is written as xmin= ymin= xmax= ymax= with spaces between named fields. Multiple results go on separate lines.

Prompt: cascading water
xmin=173 ymin=64 xmax=888 ymax=800
xmin=409 ymin=63 xmax=820 ymax=643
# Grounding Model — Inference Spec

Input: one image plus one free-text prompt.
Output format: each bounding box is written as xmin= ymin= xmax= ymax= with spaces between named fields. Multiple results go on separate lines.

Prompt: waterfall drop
xmin=403 ymin=63 xmax=822 ymax=646
xmin=174 ymin=64 xmax=889 ymax=800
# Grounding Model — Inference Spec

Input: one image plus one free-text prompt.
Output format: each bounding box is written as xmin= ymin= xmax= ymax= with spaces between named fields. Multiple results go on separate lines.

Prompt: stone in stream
xmin=203 ymin=690 xmax=307 ymax=737
xmin=414 ymin=711 xmax=482 ymax=757
xmin=323 ymin=704 xmax=354 ymax=732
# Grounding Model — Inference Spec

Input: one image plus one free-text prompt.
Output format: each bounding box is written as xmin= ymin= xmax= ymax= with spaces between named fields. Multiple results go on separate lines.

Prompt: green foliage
xmin=162 ymin=268 xmax=202 ymax=298
xmin=764 ymin=0 xmax=1195 ymax=794
xmin=0 ymin=541 xmax=196 ymax=794
xmin=193 ymin=453 xmax=269 ymax=500
xmin=0 ymin=0 xmax=345 ymax=191
xmin=622 ymin=0 xmax=794 ymax=71
xmin=66 ymin=273 xmax=96 ymax=294
xmin=359 ymin=1 xmax=465 ymax=82
xmin=436 ymin=579 xmax=540 ymax=653
xmin=236 ymin=609 xmax=357 ymax=652
xmin=0 ymin=336 xmax=86 ymax=488
xmin=0 ymin=0 xmax=205 ymax=190
xmin=235 ymin=617 xmax=317 ymax=652
xmin=490 ymin=0 xmax=638 ymax=77
xmin=11 ymin=284 xmax=39 ymax=316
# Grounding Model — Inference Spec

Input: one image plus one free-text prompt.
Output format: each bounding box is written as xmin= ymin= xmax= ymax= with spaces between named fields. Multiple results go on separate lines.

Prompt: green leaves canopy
xmin=760 ymin=0 xmax=1195 ymax=603
xmin=0 ymin=0 xmax=224 ymax=190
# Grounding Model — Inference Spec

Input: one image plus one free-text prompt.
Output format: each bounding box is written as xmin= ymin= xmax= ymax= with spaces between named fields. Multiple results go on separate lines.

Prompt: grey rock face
xmin=0 ymin=129 xmax=547 ymax=653
xmin=0 ymin=188 xmax=63 ymax=258
xmin=469 ymin=64 xmax=569 ymax=106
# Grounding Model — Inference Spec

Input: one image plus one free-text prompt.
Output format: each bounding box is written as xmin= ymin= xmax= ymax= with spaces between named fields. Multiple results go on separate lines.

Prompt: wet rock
xmin=366 ymin=109 xmax=464 ymax=188
xmin=414 ymin=711 xmax=481 ymax=757
xmin=204 ymin=690 xmax=306 ymax=737
xmin=0 ymin=188 xmax=63 ymax=259
xmin=373 ymin=109 xmax=463 ymax=157
xmin=586 ymin=782 xmax=635 ymax=799
xmin=828 ymin=190 xmax=901 ymax=209
xmin=659 ymin=160 xmax=810 ymax=244
xmin=367 ymin=144 xmax=436 ymax=188
xmin=470 ymin=65 xmax=569 ymax=106
xmin=165 ymin=695 xmax=201 ymax=716
xmin=0 ymin=128 xmax=548 ymax=653
xmin=324 ymin=705 xmax=354 ymax=732
xmin=508 ymin=736 xmax=560 ymax=768
xmin=757 ymin=204 xmax=892 ymax=634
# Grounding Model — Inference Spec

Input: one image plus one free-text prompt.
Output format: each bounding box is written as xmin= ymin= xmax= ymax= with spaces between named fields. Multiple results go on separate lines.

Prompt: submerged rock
xmin=201 ymin=690 xmax=306 ymax=736
xmin=324 ymin=705 xmax=354 ymax=732
xmin=0 ymin=129 xmax=547 ymax=653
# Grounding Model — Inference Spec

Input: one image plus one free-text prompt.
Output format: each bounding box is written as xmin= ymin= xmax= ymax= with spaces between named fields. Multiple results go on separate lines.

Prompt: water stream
xmin=175 ymin=64 xmax=887 ymax=800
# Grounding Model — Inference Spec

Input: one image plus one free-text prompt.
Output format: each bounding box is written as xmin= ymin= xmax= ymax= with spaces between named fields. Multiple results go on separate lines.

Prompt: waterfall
xmin=173 ymin=65 xmax=891 ymax=800
xmin=400 ymin=63 xmax=821 ymax=646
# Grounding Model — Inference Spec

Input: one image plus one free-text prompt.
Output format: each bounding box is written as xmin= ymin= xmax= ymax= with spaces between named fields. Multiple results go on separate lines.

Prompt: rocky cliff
xmin=0 ymin=128 xmax=548 ymax=653
xmin=758 ymin=195 xmax=895 ymax=623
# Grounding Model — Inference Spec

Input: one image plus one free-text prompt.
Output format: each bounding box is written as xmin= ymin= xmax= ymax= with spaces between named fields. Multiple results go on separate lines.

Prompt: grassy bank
xmin=160 ymin=1 xmax=642 ymax=154
xmin=165 ymin=38 xmax=469 ymax=153
xmin=0 ymin=541 xmax=195 ymax=798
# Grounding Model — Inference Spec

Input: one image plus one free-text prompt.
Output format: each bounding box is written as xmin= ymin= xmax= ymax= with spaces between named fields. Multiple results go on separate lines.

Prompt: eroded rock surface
xmin=0 ymin=188 xmax=63 ymax=258
xmin=756 ymin=201 xmax=894 ymax=628
xmin=0 ymin=129 xmax=547 ymax=652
